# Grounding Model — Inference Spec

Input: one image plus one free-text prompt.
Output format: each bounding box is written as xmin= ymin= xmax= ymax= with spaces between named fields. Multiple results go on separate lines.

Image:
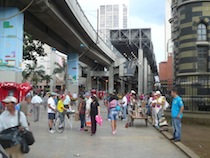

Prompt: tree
xmin=42 ymin=74 xmax=52 ymax=87
xmin=22 ymin=62 xmax=46 ymax=87
xmin=53 ymin=58 xmax=67 ymax=91
xmin=23 ymin=32 xmax=46 ymax=64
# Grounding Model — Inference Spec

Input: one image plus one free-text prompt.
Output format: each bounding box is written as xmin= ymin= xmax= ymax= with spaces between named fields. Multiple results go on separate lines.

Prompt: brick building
xmin=159 ymin=53 xmax=173 ymax=94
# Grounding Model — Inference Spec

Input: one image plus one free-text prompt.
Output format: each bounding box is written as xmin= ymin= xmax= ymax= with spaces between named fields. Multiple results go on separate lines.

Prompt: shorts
xmin=48 ymin=113 xmax=55 ymax=120
xmin=109 ymin=109 xmax=118 ymax=120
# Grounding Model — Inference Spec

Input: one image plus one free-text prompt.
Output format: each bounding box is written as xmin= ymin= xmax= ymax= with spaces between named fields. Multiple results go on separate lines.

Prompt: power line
xmin=0 ymin=0 xmax=34 ymax=21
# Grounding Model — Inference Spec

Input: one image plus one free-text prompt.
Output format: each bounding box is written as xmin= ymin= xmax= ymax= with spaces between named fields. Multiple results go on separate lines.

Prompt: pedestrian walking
xmin=120 ymin=93 xmax=127 ymax=121
xmin=84 ymin=92 xmax=92 ymax=130
xmin=78 ymin=95 xmax=86 ymax=131
xmin=31 ymin=92 xmax=42 ymax=122
xmin=108 ymin=95 xmax=119 ymax=134
xmin=171 ymin=88 xmax=184 ymax=142
xmin=0 ymin=96 xmax=29 ymax=158
xmin=19 ymin=95 xmax=32 ymax=125
xmin=90 ymin=96 xmax=100 ymax=136
xmin=47 ymin=92 xmax=57 ymax=133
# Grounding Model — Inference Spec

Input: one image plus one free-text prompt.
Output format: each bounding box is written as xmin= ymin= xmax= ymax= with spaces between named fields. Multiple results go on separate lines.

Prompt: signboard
xmin=124 ymin=60 xmax=137 ymax=76
xmin=67 ymin=53 xmax=79 ymax=85
xmin=0 ymin=8 xmax=24 ymax=71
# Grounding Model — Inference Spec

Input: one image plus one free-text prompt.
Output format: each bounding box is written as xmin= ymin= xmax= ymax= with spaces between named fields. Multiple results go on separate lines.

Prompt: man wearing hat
xmin=47 ymin=93 xmax=57 ymax=133
xmin=0 ymin=96 xmax=28 ymax=158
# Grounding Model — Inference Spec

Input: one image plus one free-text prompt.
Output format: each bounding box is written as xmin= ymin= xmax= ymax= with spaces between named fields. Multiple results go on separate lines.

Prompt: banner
xmin=67 ymin=53 xmax=79 ymax=85
xmin=0 ymin=8 xmax=24 ymax=71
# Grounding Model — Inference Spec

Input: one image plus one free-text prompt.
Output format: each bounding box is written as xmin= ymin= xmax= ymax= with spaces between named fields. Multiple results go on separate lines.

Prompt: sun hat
xmin=155 ymin=91 xmax=161 ymax=95
xmin=2 ymin=96 xmax=17 ymax=104
xmin=131 ymin=90 xmax=136 ymax=94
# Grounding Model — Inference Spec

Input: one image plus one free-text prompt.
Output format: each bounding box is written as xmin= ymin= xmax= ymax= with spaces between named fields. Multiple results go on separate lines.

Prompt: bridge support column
xmin=86 ymin=66 xmax=92 ymax=91
xmin=0 ymin=8 xmax=24 ymax=83
xmin=138 ymin=49 xmax=144 ymax=95
xmin=108 ymin=65 xmax=114 ymax=94
xmin=67 ymin=53 xmax=79 ymax=93
xmin=120 ymin=77 xmax=125 ymax=94
xmin=143 ymin=57 xmax=148 ymax=94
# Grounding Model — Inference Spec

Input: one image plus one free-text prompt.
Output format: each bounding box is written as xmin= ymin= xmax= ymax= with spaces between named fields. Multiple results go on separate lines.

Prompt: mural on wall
xmin=67 ymin=53 xmax=78 ymax=85
xmin=0 ymin=8 xmax=24 ymax=71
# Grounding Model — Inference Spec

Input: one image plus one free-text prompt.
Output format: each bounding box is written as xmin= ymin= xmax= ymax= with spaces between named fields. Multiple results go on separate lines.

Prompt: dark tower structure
xmin=170 ymin=0 xmax=210 ymax=111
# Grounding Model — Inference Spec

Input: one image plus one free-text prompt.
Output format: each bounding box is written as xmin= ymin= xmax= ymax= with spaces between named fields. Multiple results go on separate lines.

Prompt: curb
xmin=161 ymin=130 xmax=200 ymax=158
xmin=148 ymin=119 xmax=200 ymax=158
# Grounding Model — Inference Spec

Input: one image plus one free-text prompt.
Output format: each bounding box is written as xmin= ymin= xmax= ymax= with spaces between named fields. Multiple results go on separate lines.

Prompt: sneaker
xmin=49 ymin=129 xmax=55 ymax=133
xmin=80 ymin=128 xmax=84 ymax=131
xmin=59 ymin=125 xmax=64 ymax=129
xmin=112 ymin=131 xmax=116 ymax=135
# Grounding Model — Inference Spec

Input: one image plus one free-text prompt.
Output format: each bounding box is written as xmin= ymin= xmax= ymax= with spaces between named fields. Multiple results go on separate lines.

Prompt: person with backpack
xmin=108 ymin=95 xmax=119 ymax=135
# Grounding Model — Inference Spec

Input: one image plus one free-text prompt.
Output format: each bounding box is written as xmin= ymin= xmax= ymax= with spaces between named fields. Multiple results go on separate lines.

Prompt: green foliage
xmin=53 ymin=58 xmax=67 ymax=90
xmin=23 ymin=32 xmax=46 ymax=64
xmin=22 ymin=62 xmax=46 ymax=85
xmin=42 ymin=74 xmax=52 ymax=86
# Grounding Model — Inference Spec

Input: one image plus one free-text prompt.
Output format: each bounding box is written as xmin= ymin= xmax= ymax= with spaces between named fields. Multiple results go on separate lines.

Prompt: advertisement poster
xmin=0 ymin=8 xmax=24 ymax=71
xmin=67 ymin=53 xmax=79 ymax=85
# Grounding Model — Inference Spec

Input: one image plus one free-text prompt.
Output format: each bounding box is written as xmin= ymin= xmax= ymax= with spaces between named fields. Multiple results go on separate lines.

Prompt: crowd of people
xmin=0 ymin=87 xmax=184 ymax=158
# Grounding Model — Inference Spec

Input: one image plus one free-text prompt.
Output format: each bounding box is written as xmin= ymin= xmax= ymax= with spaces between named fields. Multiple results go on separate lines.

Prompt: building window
xmin=197 ymin=46 xmax=208 ymax=72
xmin=197 ymin=23 xmax=207 ymax=41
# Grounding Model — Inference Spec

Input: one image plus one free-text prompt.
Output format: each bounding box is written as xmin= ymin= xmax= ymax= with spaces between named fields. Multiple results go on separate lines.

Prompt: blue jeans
xmin=122 ymin=105 xmax=127 ymax=119
xmin=172 ymin=117 xmax=182 ymax=140
xmin=79 ymin=114 xmax=85 ymax=128
xmin=109 ymin=109 xmax=118 ymax=120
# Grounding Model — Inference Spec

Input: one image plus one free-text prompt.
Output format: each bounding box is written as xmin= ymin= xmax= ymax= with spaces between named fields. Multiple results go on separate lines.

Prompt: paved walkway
xmin=25 ymin=102 xmax=188 ymax=158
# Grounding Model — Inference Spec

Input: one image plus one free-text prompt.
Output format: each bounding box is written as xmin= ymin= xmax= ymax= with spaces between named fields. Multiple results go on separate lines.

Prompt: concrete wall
xmin=165 ymin=110 xmax=210 ymax=126
xmin=0 ymin=71 xmax=22 ymax=83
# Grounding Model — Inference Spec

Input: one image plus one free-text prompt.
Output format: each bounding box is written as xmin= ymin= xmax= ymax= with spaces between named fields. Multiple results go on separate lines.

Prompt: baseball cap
xmin=60 ymin=94 xmax=65 ymax=99
xmin=51 ymin=92 xmax=58 ymax=96
xmin=2 ymin=96 xmax=17 ymax=104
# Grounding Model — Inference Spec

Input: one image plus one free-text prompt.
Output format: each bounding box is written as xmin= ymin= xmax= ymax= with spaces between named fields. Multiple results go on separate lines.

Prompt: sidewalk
xmin=25 ymin=102 xmax=188 ymax=158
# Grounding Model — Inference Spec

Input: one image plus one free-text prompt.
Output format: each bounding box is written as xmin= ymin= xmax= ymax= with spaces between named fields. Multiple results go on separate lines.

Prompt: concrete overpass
xmin=1 ymin=0 xmax=126 ymax=92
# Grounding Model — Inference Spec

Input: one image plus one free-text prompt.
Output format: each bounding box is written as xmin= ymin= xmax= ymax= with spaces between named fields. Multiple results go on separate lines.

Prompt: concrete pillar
xmin=138 ymin=49 xmax=144 ymax=95
xmin=143 ymin=57 xmax=148 ymax=94
xmin=86 ymin=67 xmax=92 ymax=91
xmin=67 ymin=53 xmax=79 ymax=93
xmin=147 ymin=65 xmax=152 ymax=92
xmin=120 ymin=77 xmax=125 ymax=94
xmin=0 ymin=8 xmax=23 ymax=82
xmin=108 ymin=65 xmax=114 ymax=94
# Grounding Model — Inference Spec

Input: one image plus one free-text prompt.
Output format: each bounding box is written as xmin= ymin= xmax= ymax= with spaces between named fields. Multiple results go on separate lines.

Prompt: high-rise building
xmin=170 ymin=0 xmax=210 ymax=111
xmin=165 ymin=0 xmax=173 ymax=59
xmin=99 ymin=0 xmax=128 ymax=46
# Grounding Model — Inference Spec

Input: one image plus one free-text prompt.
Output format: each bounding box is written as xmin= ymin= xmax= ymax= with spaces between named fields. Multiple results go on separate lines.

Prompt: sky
xmin=77 ymin=0 xmax=166 ymax=65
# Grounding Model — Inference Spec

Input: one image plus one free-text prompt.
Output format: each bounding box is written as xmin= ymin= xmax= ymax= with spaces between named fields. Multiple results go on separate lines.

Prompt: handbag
xmin=18 ymin=111 xmax=35 ymax=153
xmin=0 ymin=126 xmax=21 ymax=149
xmin=95 ymin=115 xmax=103 ymax=126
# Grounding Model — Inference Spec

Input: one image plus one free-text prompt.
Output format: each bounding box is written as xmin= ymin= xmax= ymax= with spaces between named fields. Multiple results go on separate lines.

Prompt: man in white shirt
xmin=47 ymin=92 xmax=57 ymax=133
xmin=121 ymin=93 xmax=128 ymax=121
xmin=31 ymin=92 xmax=42 ymax=122
xmin=0 ymin=96 xmax=28 ymax=158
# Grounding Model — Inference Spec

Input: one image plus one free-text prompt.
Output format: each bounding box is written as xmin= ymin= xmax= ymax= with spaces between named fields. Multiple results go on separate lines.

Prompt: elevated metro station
xmin=110 ymin=29 xmax=159 ymax=94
